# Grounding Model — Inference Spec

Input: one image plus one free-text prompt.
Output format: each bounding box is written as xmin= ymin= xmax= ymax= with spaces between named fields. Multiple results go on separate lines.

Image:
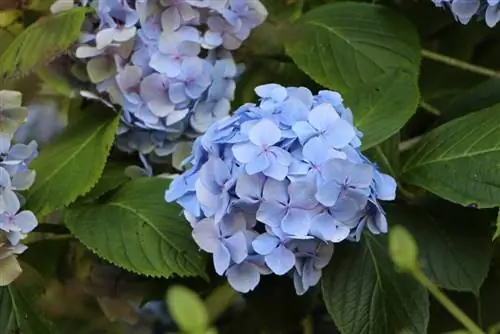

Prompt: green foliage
xmin=0 ymin=7 xmax=88 ymax=82
xmin=65 ymin=177 xmax=206 ymax=278
xmin=26 ymin=108 xmax=119 ymax=216
xmin=402 ymin=104 xmax=500 ymax=208
xmin=344 ymin=69 xmax=419 ymax=150
xmin=79 ymin=161 xmax=130 ymax=202
xmin=166 ymin=285 xmax=211 ymax=333
xmin=0 ymin=265 xmax=58 ymax=333
xmin=321 ymin=235 xmax=429 ymax=334
xmin=387 ymin=204 xmax=493 ymax=293
xmin=284 ymin=2 xmax=421 ymax=93
xmin=3 ymin=0 xmax=500 ymax=333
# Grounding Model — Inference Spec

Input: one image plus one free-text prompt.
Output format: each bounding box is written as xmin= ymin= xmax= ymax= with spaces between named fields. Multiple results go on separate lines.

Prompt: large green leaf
xmin=401 ymin=104 xmax=500 ymax=208
xmin=79 ymin=161 xmax=129 ymax=202
xmin=345 ymin=69 xmax=419 ymax=150
xmin=0 ymin=7 xmax=88 ymax=81
xmin=386 ymin=203 xmax=492 ymax=293
xmin=284 ymin=2 xmax=420 ymax=93
xmin=366 ymin=133 xmax=400 ymax=178
xmin=26 ymin=109 xmax=119 ymax=216
xmin=0 ymin=265 xmax=58 ymax=334
xmin=65 ymin=177 xmax=205 ymax=278
xmin=322 ymin=235 xmax=429 ymax=334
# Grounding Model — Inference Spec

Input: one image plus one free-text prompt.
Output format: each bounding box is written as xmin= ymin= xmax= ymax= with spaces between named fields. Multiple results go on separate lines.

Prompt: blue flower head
xmin=433 ymin=0 xmax=500 ymax=27
xmin=165 ymin=84 xmax=397 ymax=295
xmin=70 ymin=0 xmax=268 ymax=163
xmin=0 ymin=91 xmax=39 ymax=285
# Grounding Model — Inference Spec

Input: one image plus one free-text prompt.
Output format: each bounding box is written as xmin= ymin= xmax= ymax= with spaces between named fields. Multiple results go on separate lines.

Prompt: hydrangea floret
xmin=165 ymin=83 xmax=397 ymax=295
xmin=432 ymin=0 xmax=500 ymax=27
xmin=0 ymin=90 xmax=39 ymax=285
xmin=67 ymin=0 xmax=267 ymax=162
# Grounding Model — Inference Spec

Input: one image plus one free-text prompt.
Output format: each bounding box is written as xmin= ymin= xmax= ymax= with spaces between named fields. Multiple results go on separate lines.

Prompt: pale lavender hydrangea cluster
xmin=165 ymin=84 xmax=397 ymax=295
xmin=0 ymin=91 xmax=39 ymax=267
xmin=72 ymin=0 xmax=267 ymax=161
xmin=432 ymin=0 xmax=500 ymax=26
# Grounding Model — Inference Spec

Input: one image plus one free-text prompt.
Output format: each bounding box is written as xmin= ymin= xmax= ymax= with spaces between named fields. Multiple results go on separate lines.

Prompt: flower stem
xmin=412 ymin=269 xmax=485 ymax=334
xmin=422 ymin=49 xmax=500 ymax=79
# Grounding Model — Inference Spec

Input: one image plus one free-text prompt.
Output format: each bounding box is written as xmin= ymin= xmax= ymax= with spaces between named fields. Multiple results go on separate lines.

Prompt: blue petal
xmin=265 ymin=245 xmax=295 ymax=275
xmin=252 ymin=233 xmax=280 ymax=255
xmin=226 ymin=262 xmax=260 ymax=293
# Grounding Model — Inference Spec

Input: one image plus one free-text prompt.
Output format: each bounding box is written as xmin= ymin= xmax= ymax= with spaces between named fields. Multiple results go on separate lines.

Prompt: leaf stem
xmin=412 ymin=269 xmax=485 ymax=334
xmin=419 ymin=100 xmax=441 ymax=116
xmin=422 ymin=49 xmax=500 ymax=79
xmin=399 ymin=135 xmax=423 ymax=152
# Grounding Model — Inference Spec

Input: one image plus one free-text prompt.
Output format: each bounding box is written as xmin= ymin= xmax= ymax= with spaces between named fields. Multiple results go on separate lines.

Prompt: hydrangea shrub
xmin=70 ymin=0 xmax=267 ymax=162
xmin=1 ymin=0 xmax=500 ymax=333
xmin=166 ymin=84 xmax=396 ymax=293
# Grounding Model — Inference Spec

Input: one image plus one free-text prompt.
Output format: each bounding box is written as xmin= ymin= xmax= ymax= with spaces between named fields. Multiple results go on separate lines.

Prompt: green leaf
xmin=345 ymin=69 xmax=419 ymax=150
xmin=0 ymin=7 xmax=88 ymax=82
xmin=321 ymin=235 xmax=429 ymax=334
xmin=0 ymin=265 xmax=58 ymax=333
xmin=284 ymin=2 xmax=420 ymax=93
xmin=65 ymin=177 xmax=205 ymax=278
xmin=494 ymin=209 xmax=500 ymax=241
xmin=26 ymin=109 xmax=119 ymax=216
xmin=167 ymin=285 xmax=209 ymax=332
xmin=204 ymin=284 xmax=239 ymax=323
xmin=366 ymin=133 xmax=400 ymax=177
xmin=386 ymin=203 xmax=492 ymax=293
xmin=441 ymin=78 xmax=500 ymax=123
xmin=401 ymin=104 xmax=500 ymax=208
xmin=79 ymin=161 xmax=129 ymax=202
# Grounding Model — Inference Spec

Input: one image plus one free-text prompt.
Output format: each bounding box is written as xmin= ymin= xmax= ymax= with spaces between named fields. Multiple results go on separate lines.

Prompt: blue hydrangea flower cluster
xmin=0 ymin=91 xmax=39 ymax=270
xmin=165 ymin=84 xmax=397 ymax=295
xmin=71 ymin=0 xmax=267 ymax=161
xmin=432 ymin=0 xmax=500 ymax=27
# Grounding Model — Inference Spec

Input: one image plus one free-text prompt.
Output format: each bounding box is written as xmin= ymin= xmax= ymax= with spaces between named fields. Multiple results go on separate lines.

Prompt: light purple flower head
xmin=74 ymin=0 xmax=268 ymax=163
xmin=165 ymin=84 xmax=397 ymax=294
xmin=432 ymin=0 xmax=500 ymax=27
